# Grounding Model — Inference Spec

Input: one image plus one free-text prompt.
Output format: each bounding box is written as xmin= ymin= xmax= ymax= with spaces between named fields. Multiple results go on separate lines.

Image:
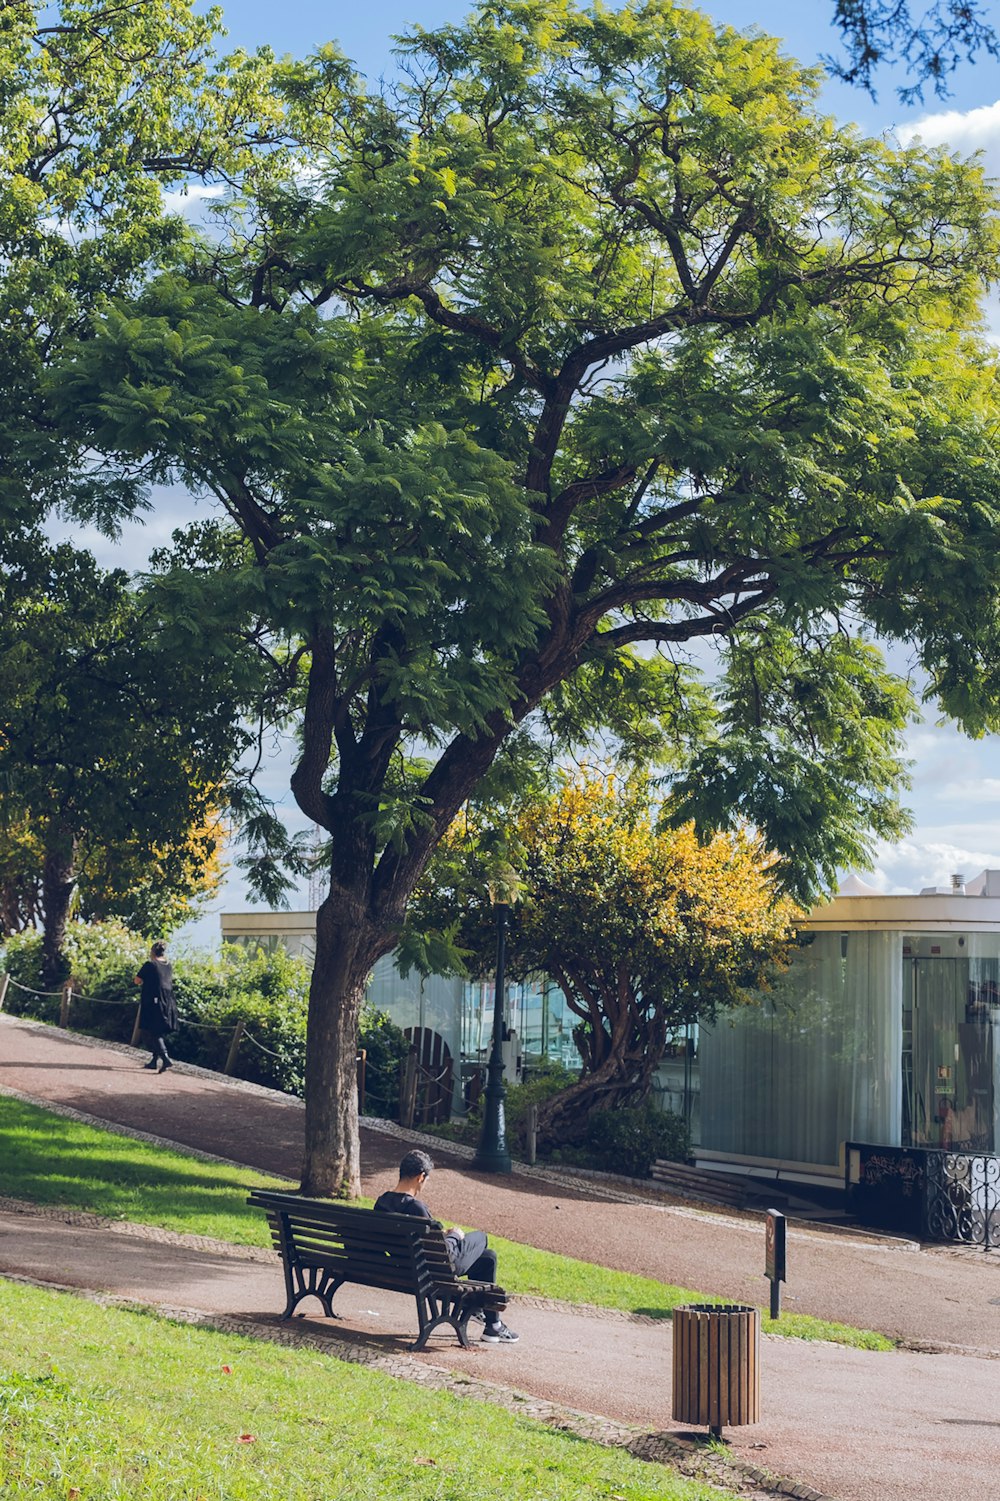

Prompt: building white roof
xmin=809 ymin=869 xmax=1000 ymax=932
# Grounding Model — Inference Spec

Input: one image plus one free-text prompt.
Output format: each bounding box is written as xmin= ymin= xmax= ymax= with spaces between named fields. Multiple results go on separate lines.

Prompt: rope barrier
xmin=414 ymin=1063 xmax=452 ymax=1086
xmin=242 ymin=1029 xmax=284 ymax=1058
xmin=6 ymin=976 xmax=385 ymax=1102
xmin=5 ymin=977 xmax=66 ymax=998
xmin=66 ymin=989 xmax=132 ymax=1008
xmin=6 ymin=975 xmax=243 ymax=1040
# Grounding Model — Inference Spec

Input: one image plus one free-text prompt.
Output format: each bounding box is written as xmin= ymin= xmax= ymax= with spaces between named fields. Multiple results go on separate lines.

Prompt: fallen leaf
xmin=221 ymin=1365 xmax=233 ymax=1374
xmin=237 ymin=1433 xmax=257 ymax=1444
xmin=68 ymin=1490 xmax=80 ymax=1499
xmin=413 ymin=1457 xmax=437 ymax=1467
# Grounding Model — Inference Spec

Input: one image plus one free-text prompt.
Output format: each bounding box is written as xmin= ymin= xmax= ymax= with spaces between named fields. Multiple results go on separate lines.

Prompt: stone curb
xmin=0 ymin=1265 xmax=835 ymax=1501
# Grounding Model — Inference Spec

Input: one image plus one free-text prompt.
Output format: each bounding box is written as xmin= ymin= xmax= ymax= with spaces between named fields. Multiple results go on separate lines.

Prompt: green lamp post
xmin=472 ymin=900 xmax=513 ymax=1173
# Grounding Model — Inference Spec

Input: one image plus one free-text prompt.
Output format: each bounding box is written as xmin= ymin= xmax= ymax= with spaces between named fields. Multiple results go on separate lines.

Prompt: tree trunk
xmin=536 ymin=991 xmax=669 ymax=1151
xmin=535 ymin=1058 xmax=656 ymax=1150
xmin=300 ymin=887 xmax=391 ymax=1198
xmin=40 ymin=827 xmax=76 ymax=990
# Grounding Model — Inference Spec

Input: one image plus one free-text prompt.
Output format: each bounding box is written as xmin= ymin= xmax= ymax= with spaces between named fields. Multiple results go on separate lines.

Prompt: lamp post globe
xmin=472 ymin=901 xmax=513 ymax=1173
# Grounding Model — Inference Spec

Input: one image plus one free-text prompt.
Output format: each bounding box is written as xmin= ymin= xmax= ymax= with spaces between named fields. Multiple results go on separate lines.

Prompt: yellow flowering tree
xmin=411 ymin=770 xmax=802 ymax=1144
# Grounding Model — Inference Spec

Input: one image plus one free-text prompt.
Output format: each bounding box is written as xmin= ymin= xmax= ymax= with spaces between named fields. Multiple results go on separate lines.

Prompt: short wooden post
xmin=0 ymin=972 xmax=9 ymax=1011
xmin=400 ymin=1048 xmax=418 ymax=1128
xmin=130 ymin=1004 xmax=143 ymax=1047
xmin=356 ymin=1049 xmax=367 ymax=1113
xmin=526 ymin=1102 xmax=538 ymax=1165
xmin=224 ymin=1018 xmax=246 ymax=1075
xmin=59 ymin=982 xmax=73 ymax=1028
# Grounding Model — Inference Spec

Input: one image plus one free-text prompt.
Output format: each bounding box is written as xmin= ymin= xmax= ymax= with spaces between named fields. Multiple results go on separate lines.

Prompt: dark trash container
xmin=672 ymin=1303 xmax=760 ymax=1437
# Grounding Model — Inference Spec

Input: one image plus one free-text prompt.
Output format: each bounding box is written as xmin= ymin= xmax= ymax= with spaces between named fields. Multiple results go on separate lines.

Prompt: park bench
xmin=247 ymin=1189 xmax=508 ymax=1350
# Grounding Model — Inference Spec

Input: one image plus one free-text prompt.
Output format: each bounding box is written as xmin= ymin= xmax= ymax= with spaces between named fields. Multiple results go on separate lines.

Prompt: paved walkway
xmin=3 ymin=1013 xmax=1000 ymax=1501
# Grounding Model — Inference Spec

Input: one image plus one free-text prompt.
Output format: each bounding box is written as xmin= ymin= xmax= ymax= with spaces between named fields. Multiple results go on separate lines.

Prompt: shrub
xmin=1 ymin=922 xmax=147 ymax=1036
xmin=437 ymin=1059 xmax=581 ymax=1156
xmin=502 ymin=1060 xmax=580 ymax=1153
xmin=574 ymin=1102 xmax=691 ymax=1178
xmin=358 ymin=1006 xmax=410 ymax=1120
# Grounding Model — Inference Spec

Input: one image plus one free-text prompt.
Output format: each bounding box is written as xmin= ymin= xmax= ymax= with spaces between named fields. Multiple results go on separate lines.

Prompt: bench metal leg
xmin=411 ymin=1290 xmax=477 ymax=1351
xmin=283 ymin=1267 xmax=344 ymax=1321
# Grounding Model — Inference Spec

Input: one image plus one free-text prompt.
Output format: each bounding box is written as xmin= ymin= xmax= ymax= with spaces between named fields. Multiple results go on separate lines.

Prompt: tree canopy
xmin=23 ymin=0 xmax=1000 ymax=1194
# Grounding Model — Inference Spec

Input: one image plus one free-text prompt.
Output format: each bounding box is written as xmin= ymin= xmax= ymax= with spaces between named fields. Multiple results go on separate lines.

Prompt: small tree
xmin=408 ymin=770 xmax=802 ymax=1147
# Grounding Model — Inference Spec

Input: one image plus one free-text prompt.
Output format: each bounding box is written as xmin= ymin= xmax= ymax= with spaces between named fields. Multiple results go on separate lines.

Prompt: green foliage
xmin=439 ymin=1061 xmax=583 ymax=1155
xmin=503 ymin=1061 xmax=582 ymax=1145
xmin=2 ymin=921 xmax=146 ymax=1016
xmin=552 ymin=1104 xmax=691 ymax=1179
xmin=357 ymin=1007 xmax=411 ymax=1119
xmin=410 ymin=769 xmax=799 ymax=1138
xmin=0 ymin=537 xmax=256 ymax=981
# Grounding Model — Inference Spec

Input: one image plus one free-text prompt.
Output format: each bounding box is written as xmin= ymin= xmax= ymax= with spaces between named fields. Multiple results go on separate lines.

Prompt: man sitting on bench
xmin=374 ymin=1148 xmax=519 ymax=1344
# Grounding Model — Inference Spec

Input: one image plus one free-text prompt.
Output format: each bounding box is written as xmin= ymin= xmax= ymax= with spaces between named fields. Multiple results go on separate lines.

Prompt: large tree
xmin=406 ymin=769 xmax=802 ymax=1145
xmin=49 ymin=0 xmax=1000 ymax=1196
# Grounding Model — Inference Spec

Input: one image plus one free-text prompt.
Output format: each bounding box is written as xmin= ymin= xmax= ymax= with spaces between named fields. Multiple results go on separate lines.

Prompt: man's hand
xmin=446 ymin=1226 xmax=465 ymax=1238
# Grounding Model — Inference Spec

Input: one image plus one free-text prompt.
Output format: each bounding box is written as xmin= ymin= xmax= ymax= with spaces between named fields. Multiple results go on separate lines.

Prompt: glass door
xmin=903 ymin=957 xmax=994 ymax=1151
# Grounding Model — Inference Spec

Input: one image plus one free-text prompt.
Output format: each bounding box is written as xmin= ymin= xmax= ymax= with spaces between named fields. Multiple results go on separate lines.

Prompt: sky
xmin=84 ymin=0 xmax=1000 ymax=943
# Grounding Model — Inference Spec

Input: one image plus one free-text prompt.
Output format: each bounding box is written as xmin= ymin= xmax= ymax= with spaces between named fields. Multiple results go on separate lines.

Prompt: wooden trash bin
xmin=672 ymin=1303 xmax=760 ymax=1437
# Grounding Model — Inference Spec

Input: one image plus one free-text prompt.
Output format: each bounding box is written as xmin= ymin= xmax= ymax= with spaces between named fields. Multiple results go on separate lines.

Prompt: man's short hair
xmin=399 ymin=1149 xmax=434 ymax=1180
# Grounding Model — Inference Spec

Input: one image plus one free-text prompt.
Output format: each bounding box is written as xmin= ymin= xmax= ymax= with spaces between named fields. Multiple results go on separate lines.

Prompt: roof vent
xmin=952 ymin=873 xmax=966 ymax=894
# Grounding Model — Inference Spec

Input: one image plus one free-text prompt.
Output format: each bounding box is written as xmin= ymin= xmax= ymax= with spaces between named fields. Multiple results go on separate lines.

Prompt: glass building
xmin=219 ymin=909 xmax=576 ymax=1113
xmin=693 ymin=870 xmax=1000 ymax=1187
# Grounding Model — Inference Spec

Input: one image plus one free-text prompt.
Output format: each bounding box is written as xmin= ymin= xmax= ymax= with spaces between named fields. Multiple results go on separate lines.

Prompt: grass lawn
xmin=0 ymin=1094 xmax=893 ymax=1350
xmin=0 ymin=1280 xmax=736 ymax=1501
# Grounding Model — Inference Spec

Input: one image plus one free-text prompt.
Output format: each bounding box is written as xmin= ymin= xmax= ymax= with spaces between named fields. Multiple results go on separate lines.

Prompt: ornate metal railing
xmin=846 ymin=1142 xmax=1000 ymax=1248
xmin=924 ymin=1152 xmax=1000 ymax=1249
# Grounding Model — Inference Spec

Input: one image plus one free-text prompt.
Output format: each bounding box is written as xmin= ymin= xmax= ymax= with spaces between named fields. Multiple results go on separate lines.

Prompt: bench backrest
xmin=247 ymin=1189 xmax=460 ymax=1298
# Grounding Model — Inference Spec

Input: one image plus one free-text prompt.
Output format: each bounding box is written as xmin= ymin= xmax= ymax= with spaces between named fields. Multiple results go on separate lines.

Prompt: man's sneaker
xmin=466 ymin=1308 xmax=486 ymax=1325
xmin=481 ymin=1321 xmax=519 ymax=1343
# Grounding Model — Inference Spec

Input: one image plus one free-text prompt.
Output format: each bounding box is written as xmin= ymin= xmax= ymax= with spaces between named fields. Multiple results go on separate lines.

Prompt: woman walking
xmin=134 ymin=940 xmax=177 ymax=1073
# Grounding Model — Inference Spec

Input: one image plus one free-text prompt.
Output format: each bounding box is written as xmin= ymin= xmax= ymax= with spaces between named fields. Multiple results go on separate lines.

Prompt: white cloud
xmin=161 ymin=183 xmax=228 ymax=226
xmin=46 ymin=486 xmax=207 ymax=572
xmin=898 ymin=99 xmax=1000 ymax=160
xmin=936 ymin=778 xmax=1000 ymax=803
xmin=866 ymin=836 xmax=1000 ymax=894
